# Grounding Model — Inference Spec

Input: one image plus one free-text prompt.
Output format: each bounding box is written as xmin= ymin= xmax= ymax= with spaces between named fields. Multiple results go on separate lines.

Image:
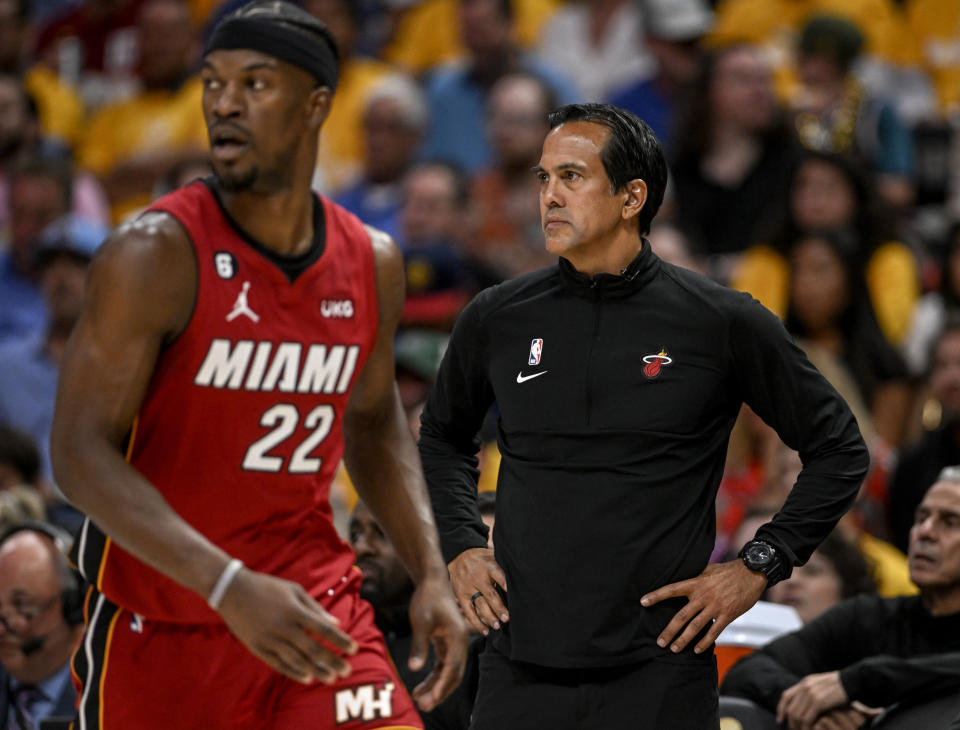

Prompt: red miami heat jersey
xmin=74 ymin=180 xmax=380 ymax=623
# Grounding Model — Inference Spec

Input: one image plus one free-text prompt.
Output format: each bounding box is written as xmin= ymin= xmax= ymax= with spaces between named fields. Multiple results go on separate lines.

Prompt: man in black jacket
xmin=722 ymin=467 xmax=960 ymax=729
xmin=418 ymin=103 xmax=869 ymax=728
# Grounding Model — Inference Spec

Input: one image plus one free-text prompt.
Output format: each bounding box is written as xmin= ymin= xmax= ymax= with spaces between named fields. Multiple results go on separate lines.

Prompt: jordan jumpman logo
xmin=226 ymin=281 xmax=260 ymax=322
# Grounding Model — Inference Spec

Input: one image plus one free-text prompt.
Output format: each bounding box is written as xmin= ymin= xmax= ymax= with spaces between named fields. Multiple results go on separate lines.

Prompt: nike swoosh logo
xmin=516 ymin=370 xmax=548 ymax=384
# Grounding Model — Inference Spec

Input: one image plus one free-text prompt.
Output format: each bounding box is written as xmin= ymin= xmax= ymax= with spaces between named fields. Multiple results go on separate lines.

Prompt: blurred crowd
xmin=1 ymin=0 xmax=960 ymax=640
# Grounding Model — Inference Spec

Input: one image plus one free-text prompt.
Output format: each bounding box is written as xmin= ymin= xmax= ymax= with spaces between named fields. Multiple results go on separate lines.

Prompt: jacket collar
xmin=558 ymin=238 xmax=661 ymax=299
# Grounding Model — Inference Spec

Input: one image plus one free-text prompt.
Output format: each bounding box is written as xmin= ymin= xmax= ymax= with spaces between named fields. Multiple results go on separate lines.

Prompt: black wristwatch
xmin=738 ymin=539 xmax=788 ymax=586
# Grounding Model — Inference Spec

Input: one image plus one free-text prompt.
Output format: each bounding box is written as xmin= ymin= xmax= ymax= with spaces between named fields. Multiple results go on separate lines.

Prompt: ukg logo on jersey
xmin=321 ymin=299 xmax=354 ymax=318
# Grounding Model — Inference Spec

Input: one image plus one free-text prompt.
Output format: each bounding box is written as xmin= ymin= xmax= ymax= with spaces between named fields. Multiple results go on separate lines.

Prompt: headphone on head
xmin=0 ymin=520 xmax=85 ymax=627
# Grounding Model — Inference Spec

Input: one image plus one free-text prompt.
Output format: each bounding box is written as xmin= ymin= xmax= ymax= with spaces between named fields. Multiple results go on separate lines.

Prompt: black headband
xmin=204 ymin=17 xmax=338 ymax=90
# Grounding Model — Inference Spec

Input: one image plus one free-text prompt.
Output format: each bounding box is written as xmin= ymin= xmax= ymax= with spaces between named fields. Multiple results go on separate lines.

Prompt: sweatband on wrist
xmin=204 ymin=17 xmax=339 ymax=90
xmin=208 ymin=558 xmax=244 ymax=610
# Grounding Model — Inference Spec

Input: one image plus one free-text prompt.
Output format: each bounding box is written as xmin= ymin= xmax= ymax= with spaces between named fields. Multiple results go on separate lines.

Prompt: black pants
xmin=469 ymin=644 xmax=720 ymax=730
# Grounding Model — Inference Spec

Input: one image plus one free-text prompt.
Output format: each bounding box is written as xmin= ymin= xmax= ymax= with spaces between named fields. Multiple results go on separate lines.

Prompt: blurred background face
xmin=0 ymin=77 xmax=29 ymax=158
xmin=766 ymin=551 xmax=843 ymax=624
xmin=791 ymin=159 xmax=857 ymax=229
xmin=0 ymin=0 xmax=27 ymax=72
xmin=460 ymin=0 xmax=512 ymax=57
xmin=930 ymin=331 xmax=960 ymax=419
xmin=40 ymin=254 xmax=88 ymax=329
xmin=10 ymin=174 xmax=68 ymax=261
xmin=789 ymin=236 xmax=849 ymax=332
xmin=487 ymin=75 xmax=550 ymax=169
xmin=710 ymin=47 xmax=775 ymax=132
xmin=402 ymin=165 xmax=460 ymax=242
xmin=648 ymin=37 xmax=701 ymax=86
xmin=363 ymin=96 xmax=421 ymax=184
xmin=0 ymin=534 xmax=70 ymax=683
xmin=304 ymin=0 xmax=355 ymax=58
xmin=797 ymin=54 xmax=844 ymax=90
xmin=136 ymin=0 xmax=195 ymax=89
xmin=348 ymin=503 xmax=413 ymax=608
xmin=909 ymin=481 xmax=960 ymax=593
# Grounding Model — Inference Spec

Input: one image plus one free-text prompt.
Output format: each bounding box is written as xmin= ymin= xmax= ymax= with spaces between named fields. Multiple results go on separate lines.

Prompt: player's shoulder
xmin=88 ymin=209 xmax=197 ymax=326
xmin=99 ymin=210 xmax=193 ymax=269
xmin=362 ymin=223 xmax=399 ymax=260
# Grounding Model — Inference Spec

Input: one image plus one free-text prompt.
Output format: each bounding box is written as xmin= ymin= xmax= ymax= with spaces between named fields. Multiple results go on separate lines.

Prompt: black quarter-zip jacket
xmin=419 ymin=241 xmax=869 ymax=669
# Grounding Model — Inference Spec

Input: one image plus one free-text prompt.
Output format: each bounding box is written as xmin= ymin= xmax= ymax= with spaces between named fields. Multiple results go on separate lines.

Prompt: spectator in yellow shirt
xmin=0 ymin=0 xmax=85 ymax=152
xmin=709 ymin=0 xmax=935 ymax=124
xmin=0 ymin=75 xmax=109 ymax=241
xmin=382 ymin=0 xmax=561 ymax=76
xmin=304 ymin=0 xmax=395 ymax=194
xmin=906 ymin=0 xmax=960 ymax=115
xmin=77 ymin=0 xmax=207 ymax=222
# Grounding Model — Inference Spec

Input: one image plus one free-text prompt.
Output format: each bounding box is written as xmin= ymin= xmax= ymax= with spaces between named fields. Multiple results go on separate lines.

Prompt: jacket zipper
xmin=585 ymin=279 xmax=602 ymax=426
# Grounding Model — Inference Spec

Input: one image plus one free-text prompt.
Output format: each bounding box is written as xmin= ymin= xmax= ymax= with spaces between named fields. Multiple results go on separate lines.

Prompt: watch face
xmin=745 ymin=543 xmax=773 ymax=566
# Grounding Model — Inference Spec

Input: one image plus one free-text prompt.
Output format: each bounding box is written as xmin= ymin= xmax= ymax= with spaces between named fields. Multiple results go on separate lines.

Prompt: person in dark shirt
xmin=418 ymin=102 xmax=868 ymax=729
xmin=670 ymin=45 xmax=799 ymax=264
xmin=722 ymin=467 xmax=960 ymax=728
xmin=349 ymin=501 xmax=478 ymax=730
xmin=889 ymin=322 xmax=960 ymax=552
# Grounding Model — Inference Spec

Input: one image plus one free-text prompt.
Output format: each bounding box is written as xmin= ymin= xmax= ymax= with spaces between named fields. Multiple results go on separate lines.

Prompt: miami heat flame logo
xmin=642 ymin=349 xmax=672 ymax=379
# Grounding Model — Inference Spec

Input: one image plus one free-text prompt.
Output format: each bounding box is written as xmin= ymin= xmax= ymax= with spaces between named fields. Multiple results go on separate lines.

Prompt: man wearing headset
xmin=0 ymin=522 xmax=83 ymax=729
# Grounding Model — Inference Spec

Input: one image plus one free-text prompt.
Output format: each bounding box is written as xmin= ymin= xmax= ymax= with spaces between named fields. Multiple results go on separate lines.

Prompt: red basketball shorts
xmin=69 ymin=583 xmax=423 ymax=729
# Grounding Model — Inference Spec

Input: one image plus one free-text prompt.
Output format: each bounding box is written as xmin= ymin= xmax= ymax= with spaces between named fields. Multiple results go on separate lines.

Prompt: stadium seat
xmin=715 ymin=601 xmax=802 ymax=684
xmin=718 ymin=696 xmax=779 ymax=730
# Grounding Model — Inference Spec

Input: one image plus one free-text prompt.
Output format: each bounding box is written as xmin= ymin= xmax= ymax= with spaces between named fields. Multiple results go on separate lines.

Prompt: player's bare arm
xmin=342 ymin=225 xmax=468 ymax=712
xmin=50 ymin=214 xmax=357 ymax=685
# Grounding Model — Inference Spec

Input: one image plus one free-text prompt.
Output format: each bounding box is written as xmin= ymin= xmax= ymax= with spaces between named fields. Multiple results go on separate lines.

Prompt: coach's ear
xmin=622 ymin=179 xmax=647 ymax=221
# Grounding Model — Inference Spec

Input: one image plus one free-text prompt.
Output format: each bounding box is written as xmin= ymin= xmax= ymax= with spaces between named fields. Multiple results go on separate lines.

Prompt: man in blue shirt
xmin=0 ymin=158 xmax=106 ymax=346
xmin=420 ymin=0 xmax=577 ymax=174
xmin=0 ymin=232 xmax=96 ymax=482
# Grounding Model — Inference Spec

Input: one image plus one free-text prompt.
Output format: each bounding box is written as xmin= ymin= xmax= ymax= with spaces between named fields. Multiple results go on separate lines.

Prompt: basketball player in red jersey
xmin=49 ymin=2 xmax=467 ymax=727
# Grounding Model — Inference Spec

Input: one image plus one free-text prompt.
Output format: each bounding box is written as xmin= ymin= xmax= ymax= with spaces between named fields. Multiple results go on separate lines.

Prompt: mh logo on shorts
xmin=528 ymin=338 xmax=543 ymax=366
xmin=335 ymin=682 xmax=395 ymax=724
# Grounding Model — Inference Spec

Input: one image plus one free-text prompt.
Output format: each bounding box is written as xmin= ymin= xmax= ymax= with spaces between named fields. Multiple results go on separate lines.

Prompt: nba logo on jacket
xmin=529 ymin=338 xmax=543 ymax=366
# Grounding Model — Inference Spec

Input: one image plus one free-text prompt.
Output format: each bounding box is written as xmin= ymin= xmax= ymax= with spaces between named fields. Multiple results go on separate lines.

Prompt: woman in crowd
xmin=766 ymin=531 xmax=877 ymax=624
xmin=785 ymin=227 xmax=912 ymax=449
xmin=669 ymin=44 xmax=799 ymax=272
xmin=733 ymin=150 xmax=919 ymax=347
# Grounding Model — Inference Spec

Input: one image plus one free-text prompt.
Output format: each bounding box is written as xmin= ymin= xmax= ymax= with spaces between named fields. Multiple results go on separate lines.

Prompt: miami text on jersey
xmin=194 ymin=339 xmax=360 ymax=393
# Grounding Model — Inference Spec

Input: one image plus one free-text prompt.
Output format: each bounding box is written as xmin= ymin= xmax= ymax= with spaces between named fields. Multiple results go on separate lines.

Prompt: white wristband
xmin=207 ymin=558 xmax=244 ymax=610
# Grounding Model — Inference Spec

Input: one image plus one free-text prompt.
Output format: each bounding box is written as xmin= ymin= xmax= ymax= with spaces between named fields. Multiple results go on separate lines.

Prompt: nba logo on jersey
xmin=528 ymin=338 xmax=543 ymax=366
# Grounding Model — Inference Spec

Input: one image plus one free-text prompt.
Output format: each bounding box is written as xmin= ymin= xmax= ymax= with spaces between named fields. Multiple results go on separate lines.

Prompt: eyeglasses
xmin=0 ymin=594 xmax=60 ymax=632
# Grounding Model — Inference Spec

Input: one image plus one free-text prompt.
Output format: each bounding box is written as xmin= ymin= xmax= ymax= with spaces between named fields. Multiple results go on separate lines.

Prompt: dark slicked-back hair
xmin=548 ymin=103 xmax=667 ymax=236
